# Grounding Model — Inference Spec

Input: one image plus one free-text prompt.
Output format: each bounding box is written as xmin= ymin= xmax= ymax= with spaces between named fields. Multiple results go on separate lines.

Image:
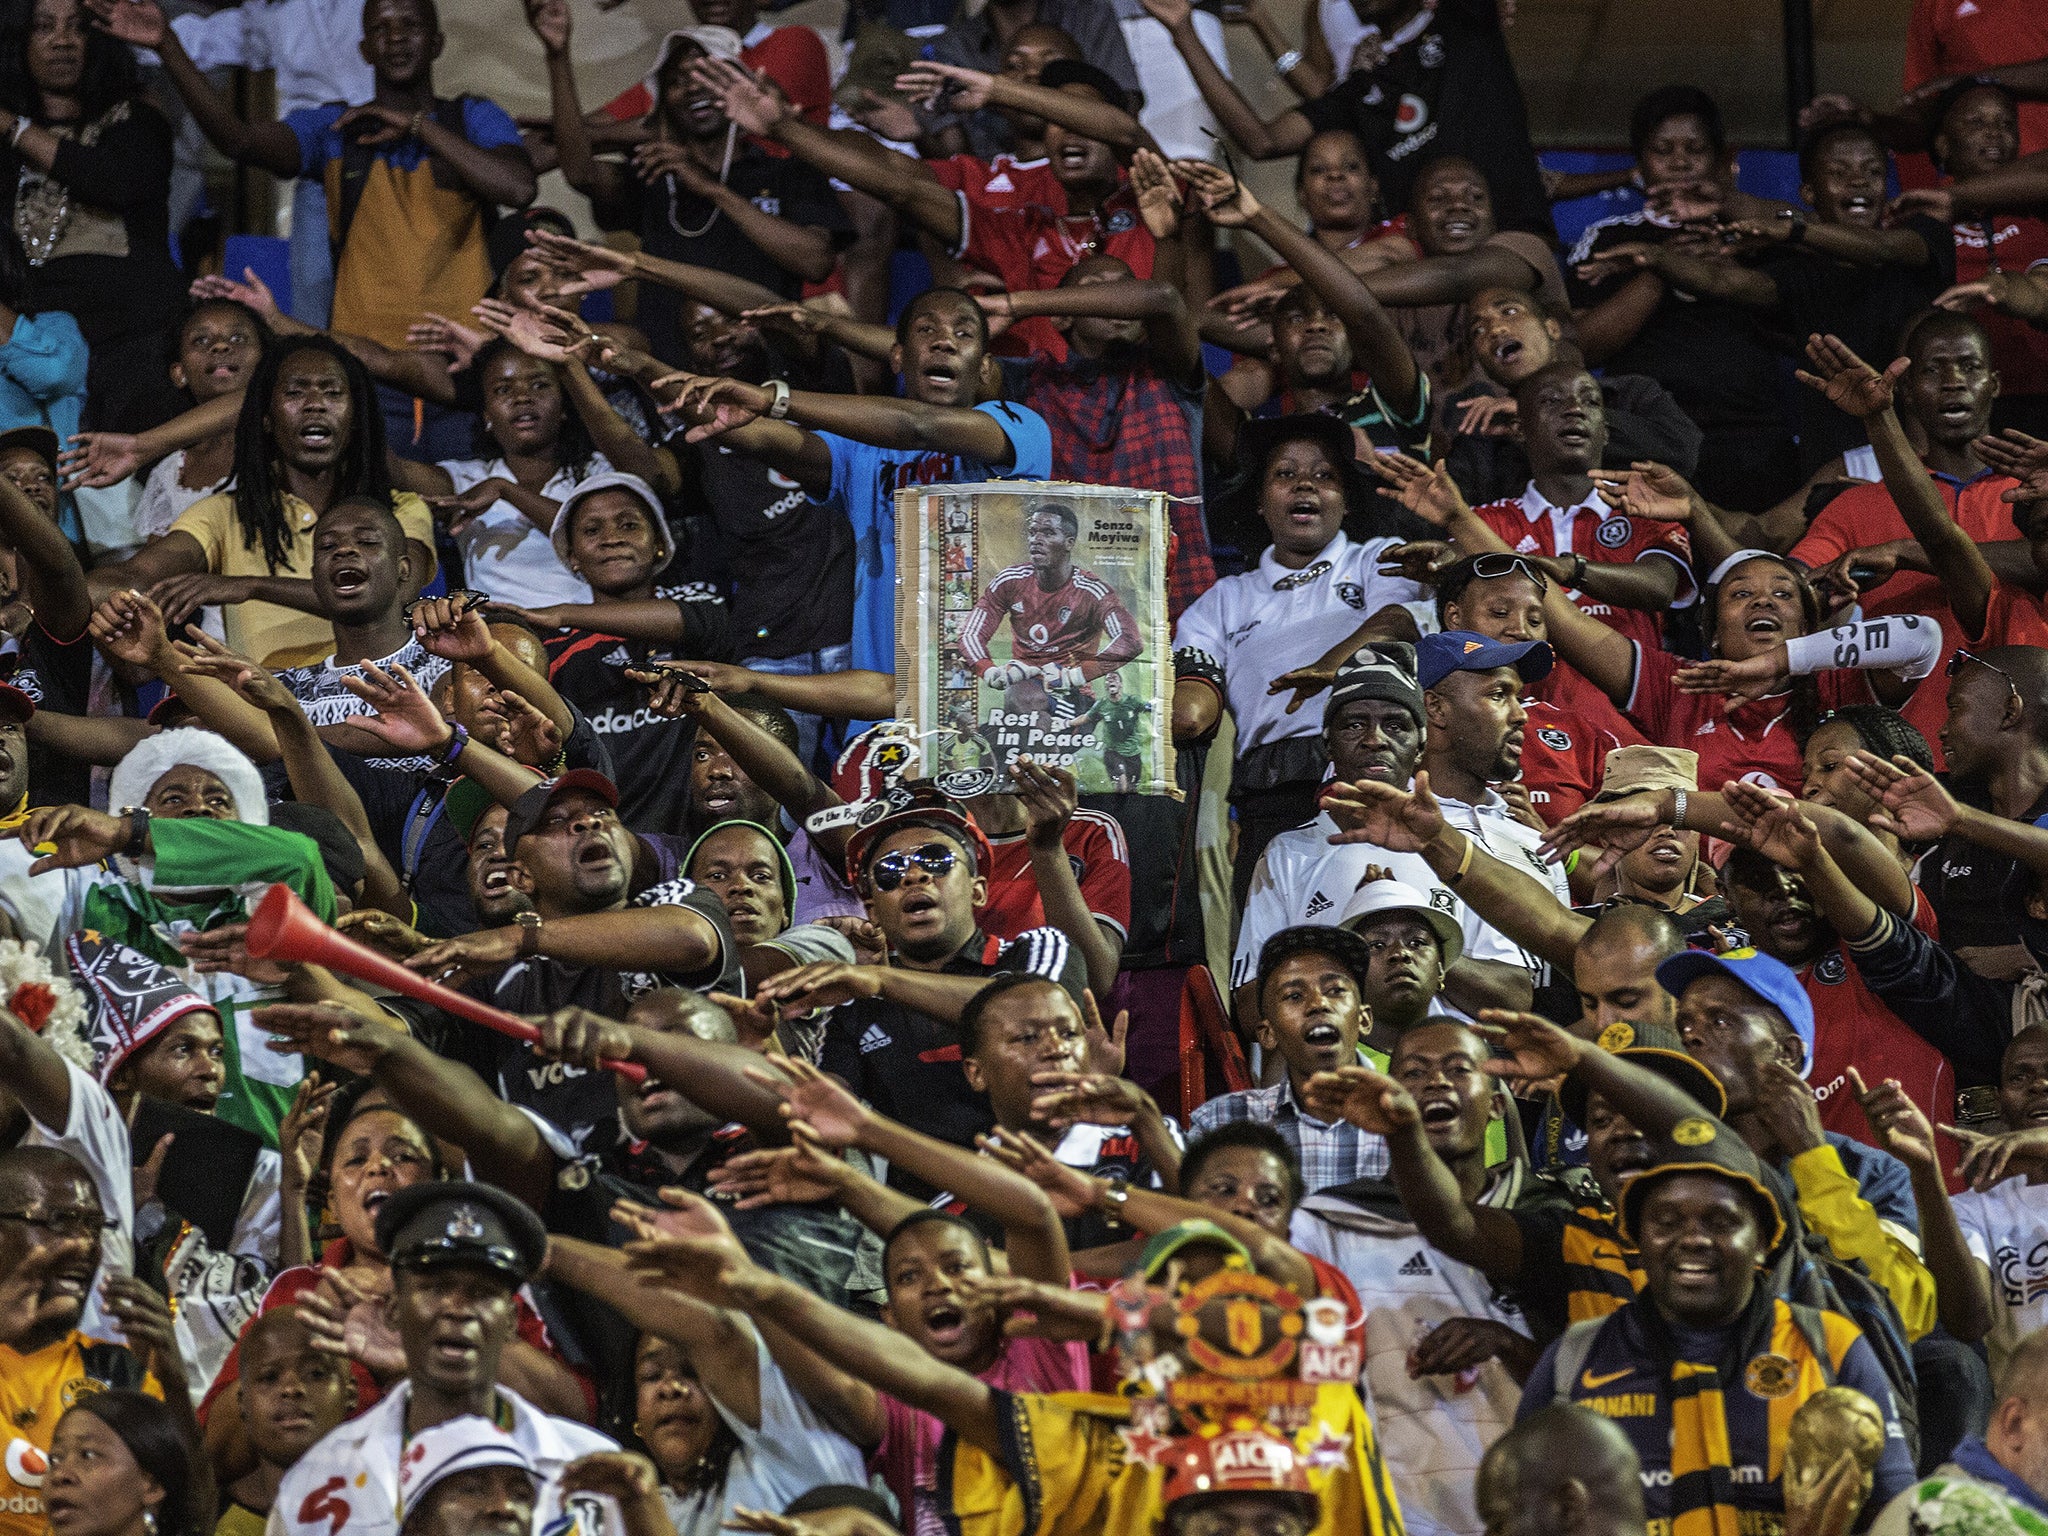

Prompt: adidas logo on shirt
xmin=1515 ymin=535 xmax=1540 ymax=553
xmin=1398 ymin=1251 xmax=1433 ymax=1277
xmin=1305 ymin=891 xmax=1333 ymax=918
xmin=858 ymin=1025 xmax=892 ymax=1054
xmin=605 ymin=645 xmax=632 ymax=666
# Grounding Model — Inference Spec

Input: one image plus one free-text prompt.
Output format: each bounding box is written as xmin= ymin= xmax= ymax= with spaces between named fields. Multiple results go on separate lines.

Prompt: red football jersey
xmin=1983 ymin=581 xmax=2048 ymax=648
xmin=1953 ymin=213 xmax=2048 ymax=396
xmin=961 ymin=565 xmax=1143 ymax=680
xmin=1518 ymin=697 xmax=1623 ymax=825
xmin=1805 ymin=887 xmax=1956 ymax=1168
xmin=1627 ymin=642 xmax=1871 ymax=795
xmin=1531 ymin=660 xmax=1647 ymax=750
xmin=1789 ymin=469 xmax=2020 ymax=768
xmin=1473 ymin=493 xmax=1693 ymax=654
xmin=926 ymin=153 xmax=1062 ymax=212
xmin=958 ymin=178 xmax=1156 ymax=363
xmin=977 ymin=810 xmax=1133 ymax=939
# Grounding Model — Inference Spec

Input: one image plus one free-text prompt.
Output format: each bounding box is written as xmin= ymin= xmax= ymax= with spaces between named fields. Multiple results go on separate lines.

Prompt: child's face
xmin=240 ymin=1323 xmax=354 ymax=1467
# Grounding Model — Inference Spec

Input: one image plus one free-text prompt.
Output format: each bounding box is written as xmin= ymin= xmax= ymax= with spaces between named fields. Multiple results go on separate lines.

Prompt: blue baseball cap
xmin=1655 ymin=947 xmax=1816 ymax=1081
xmin=1416 ymin=630 xmax=1554 ymax=691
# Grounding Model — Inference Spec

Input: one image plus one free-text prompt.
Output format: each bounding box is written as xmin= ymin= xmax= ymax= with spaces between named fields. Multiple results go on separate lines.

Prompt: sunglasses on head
xmin=1468 ymin=552 xmax=1548 ymax=590
xmin=869 ymin=842 xmax=961 ymax=891
xmin=1948 ymin=647 xmax=2025 ymax=711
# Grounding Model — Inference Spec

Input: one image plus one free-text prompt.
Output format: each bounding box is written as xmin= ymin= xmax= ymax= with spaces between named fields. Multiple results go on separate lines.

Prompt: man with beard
xmin=1468 ymin=364 xmax=1693 ymax=658
xmin=1232 ymin=641 xmax=1547 ymax=1033
xmin=267 ymin=1183 xmax=615 ymax=1536
xmin=1288 ymin=1022 xmax=1539 ymax=1536
xmin=403 ymin=772 xmax=737 ymax=1153
xmin=964 ymin=499 xmax=1142 ymax=722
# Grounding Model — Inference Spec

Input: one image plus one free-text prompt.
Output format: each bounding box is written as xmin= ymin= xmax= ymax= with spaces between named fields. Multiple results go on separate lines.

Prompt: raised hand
xmin=1454 ymin=395 xmax=1518 ymax=438
xmin=0 ymin=1239 xmax=96 ymax=1347
xmin=740 ymin=301 xmax=830 ymax=343
xmin=1720 ymin=780 xmax=1822 ymax=869
xmin=1136 ymin=0 xmax=1192 ymax=29
xmin=87 ymin=588 xmax=174 ymax=670
xmin=976 ymin=1126 xmax=1100 ymax=1218
xmin=336 ymin=908 xmax=436 ymax=959
xmin=408 ymin=592 xmax=496 ymax=661
xmin=1302 ymin=1064 xmax=1417 ymax=1135
xmin=1589 ymin=461 xmax=1696 ymax=524
xmin=170 ymin=628 xmax=297 ymax=711
xmin=1361 ymin=450 xmax=1466 ymax=528
xmin=1979 ymin=428 xmax=2048 ymax=504
xmin=1795 ymin=332 xmax=1907 ymax=420
xmin=100 ymin=1275 xmax=187 ymax=1390
xmin=277 ymin=1071 xmax=336 ymax=1199
xmin=406 ymin=927 xmax=521 ymax=988
xmin=525 ymin=229 xmax=634 ymax=296
xmin=748 ymin=961 xmax=884 ymax=1020
xmin=18 ymin=805 xmax=130 ymax=875
xmin=668 ymin=374 xmax=774 ymax=443
xmin=189 ymin=266 xmax=286 ymax=325
xmin=496 ymin=690 xmax=564 ymax=769
xmin=336 ymin=101 xmax=421 ymax=148
xmin=559 ymin=1453 xmax=660 ymax=1505
xmin=83 ymin=0 xmax=167 ymax=50
xmin=1013 ymin=756 xmax=1078 ymax=850
xmin=1846 ymin=1068 xmax=1937 ymax=1174
xmin=1079 ymin=988 xmax=1127 ymax=1076
xmin=1573 ymin=242 xmax=1656 ymax=286
xmin=689 ymin=56 xmax=788 ymax=137
xmin=1673 ymin=648 xmax=1791 ymax=704
xmin=1320 ymin=770 xmax=1447 ymax=852
xmin=425 ymin=480 xmax=509 ymax=538
xmin=300 ymin=1266 xmax=404 ymax=1380
xmin=705 ymin=1125 xmax=847 ymax=1209
xmin=59 ymin=431 xmax=142 ymax=491
xmin=1839 ymin=751 xmax=1958 ymax=841
xmin=750 ymin=1052 xmax=871 ymax=1148
xmin=1128 ymin=147 xmax=1183 ymax=240
xmin=1028 ymin=1070 xmax=1152 ymax=1131
xmin=406 ymin=313 xmax=487 ymax=370
xmin=150 ymin=572 xmax=250 ymax=630
xmin=1473 ymin=1009 xmax=1583 ymax=1086
xmin=847 ymin=89 xmax=921 ymax=144
xmin=532 ymin=1005 xmax=635 ymax=1072
xmin=1170 ymin=158 xmax=1257 ymax=227
xmin=612 ymin=1185 xmax=736 ymax=1246
xmin=523 ymin=0 xmax=570 ymax=55
xmin=895 ymin=60 xmax=994 ymax=112
xmin=338 ymin=661 xmax=453 ymax=754
xmin=1535 ymin=788 xmax=1671 ymax=864
xmin=1890 ymin=186 xmax=1954 ymax=225
xmin=952 ymin=1271 xmax=1110 ymax=1342
xmin=1375 ymin=539 xmax=1457 ymax=586
xmin=179 ymin=920 xmax=292 ymax=984
xmin=472 ymin=297 xmax=581 ymax=363
xmin=1941 ymin=1122 xmax=2048 ymax=1192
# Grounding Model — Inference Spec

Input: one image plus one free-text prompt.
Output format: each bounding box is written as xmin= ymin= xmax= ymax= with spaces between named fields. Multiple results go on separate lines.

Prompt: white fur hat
xmin=107 ymin=728 xmax=270 ymax=827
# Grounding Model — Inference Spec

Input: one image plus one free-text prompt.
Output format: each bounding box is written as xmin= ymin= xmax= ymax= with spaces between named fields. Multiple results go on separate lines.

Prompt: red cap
xmin=842 ymin=782 xmax=993 ymax=888
xmin=1159 ymin=1428 xmax=1315 ymax=1511
xmin=0 ymin=681 xmax=35 ymax=723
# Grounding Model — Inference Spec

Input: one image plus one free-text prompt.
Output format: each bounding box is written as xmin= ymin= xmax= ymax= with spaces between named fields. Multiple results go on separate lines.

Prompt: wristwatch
xmin=515 ymin=910 xmax=544 ymax=957
xmin=766 ymin=378 xmax=793 ymax=420
xmin=430 ymin=722 xmax=470 ymax=782
xmin=119 ymin=807 xmax=151 ymax=859
xmin=1099 ymin=1174 xmax=1131 ymax=1220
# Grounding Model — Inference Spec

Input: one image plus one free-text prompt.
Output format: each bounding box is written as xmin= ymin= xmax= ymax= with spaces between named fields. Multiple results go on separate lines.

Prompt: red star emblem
xmin=1117 ymin=1425 xmax=1174 ymax=1467
xmin=1302 ymin=1424 xmax=1352 ymax=1470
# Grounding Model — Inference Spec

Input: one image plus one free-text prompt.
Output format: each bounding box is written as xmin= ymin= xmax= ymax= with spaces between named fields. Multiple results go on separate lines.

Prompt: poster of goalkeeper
xmin=898 ymin=481 xmax=1177 ymax=797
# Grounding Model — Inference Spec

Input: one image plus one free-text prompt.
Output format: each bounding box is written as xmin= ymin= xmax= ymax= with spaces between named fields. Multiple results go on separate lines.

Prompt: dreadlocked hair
xmin=1702 ymin=554 xmax=1828 ymax=747
xmin=231 ymin=334 xmax=391 ymax=574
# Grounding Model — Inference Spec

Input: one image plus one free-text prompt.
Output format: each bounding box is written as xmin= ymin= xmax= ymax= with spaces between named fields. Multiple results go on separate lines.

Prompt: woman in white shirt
xmin=1172 ymin=412 xmax=1433 ymax=903
xmin=394 ymin=337 xmax=680 ymax=608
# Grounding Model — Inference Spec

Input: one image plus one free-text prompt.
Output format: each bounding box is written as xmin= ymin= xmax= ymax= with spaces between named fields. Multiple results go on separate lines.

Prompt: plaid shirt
xmin=1187 ymin=1076 xmax=1388 ymax=1188
xmin=1010 ymin=354 xmax=1216 ymax=622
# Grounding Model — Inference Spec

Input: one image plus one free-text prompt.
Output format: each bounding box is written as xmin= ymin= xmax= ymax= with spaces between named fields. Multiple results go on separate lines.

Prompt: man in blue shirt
xmin=664 ymin=286 xmax=1053 ymax=674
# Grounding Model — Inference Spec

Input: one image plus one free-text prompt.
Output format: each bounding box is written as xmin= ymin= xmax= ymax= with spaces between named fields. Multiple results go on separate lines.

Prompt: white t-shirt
xmin=1955 ymin=1174 xmax=2048 ymax=1376
xmin=1171 ymin=532 xmax=1432 ymax=756
xmin=25 ymin=1061 xmax=134 ymax=1341
xmin=1292 ymin=1178 xmax=1531 ymax=1536
xmin=445 ymin=455 xmax=606 ymax=609
xmin=658 ymin=1329 xmax=868 ymax=1536
xmin=1230 ymin=794 xmax=1568 ymax=1006
xmin=268 ymin=1382 xmax=618 ymax=1536
xmin=0 ymin=840 xmax=95 ymax=961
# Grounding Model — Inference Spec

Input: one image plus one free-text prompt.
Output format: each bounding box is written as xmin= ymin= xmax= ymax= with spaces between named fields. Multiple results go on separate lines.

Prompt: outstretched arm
xmin=898 ymin=61 xmax=1154 ymax=153
xmin=87 ymin=0 xmax=300 ymax=177
xmin=1136 ymin=0 xmax=1310 ymax=159
xmin=0 ymin=474 xmax=88 ymax=640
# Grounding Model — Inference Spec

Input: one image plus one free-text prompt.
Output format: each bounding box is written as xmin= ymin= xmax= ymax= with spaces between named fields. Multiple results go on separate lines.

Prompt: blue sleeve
xmin=976 ymin=401 xmax=1051 ymax=478
xmin=1834 ymin=1334 xmax=1918 ymax=1508
xmin=818 ymin=431 xmax=861 ymax=513
xmin=1516 ymin=1337 xmax=1563 ymax=1422
xmin=458 ymin=95 xmax=524 ymax=152
xmin=0 ymin=310 xmax=87 ymax=402
xmin=284 ymin=104 xmax=337 ymax=180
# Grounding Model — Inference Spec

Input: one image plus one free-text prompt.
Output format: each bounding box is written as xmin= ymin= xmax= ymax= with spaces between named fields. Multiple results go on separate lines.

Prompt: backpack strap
xmin=1548 ymin=1316 xmax=1612 ymax=1406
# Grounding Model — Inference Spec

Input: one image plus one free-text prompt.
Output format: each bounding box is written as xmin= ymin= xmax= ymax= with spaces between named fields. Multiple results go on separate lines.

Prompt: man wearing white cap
xmin=396 ymin=1418 xmax=542 ymax=1536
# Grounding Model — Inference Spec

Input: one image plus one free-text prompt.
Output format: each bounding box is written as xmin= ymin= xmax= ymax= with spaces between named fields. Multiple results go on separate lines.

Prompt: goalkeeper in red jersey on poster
xmin=901 ymin=481 xmax=1177 ymax=797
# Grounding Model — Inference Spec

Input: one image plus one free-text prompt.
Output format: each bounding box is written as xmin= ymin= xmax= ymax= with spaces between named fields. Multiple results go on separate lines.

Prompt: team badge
xmin=1538 ymin=726 xmax=1572 ymax=750
xmin=1672 ymin=1117 xmax=1716 ymax=1147
xmin=1595 ymin=516 xmax=1633 ymax=548
xmin=1431 ymin=888 xmax=1457 ymax=914
xmin=1106 ymin=209 xmax=1136 ymax=234
xmin=1598 ymin=1022 xmax=1635 ymax=1052
xmin=1394 ymin=93 xmax=1429 ymax=132
xmin=1745 ymin=1353 xmax=1799 ymax=1399
xmin=1417 ymin=33 xmax=1444 ymax=66
xmin=1815 ymin=952 xmax=1847 ymax=984
xmin=445 ymin=1205 xmax=485 ymax=1241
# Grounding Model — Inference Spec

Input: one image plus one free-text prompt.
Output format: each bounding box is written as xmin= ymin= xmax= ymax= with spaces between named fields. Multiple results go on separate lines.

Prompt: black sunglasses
xmin=869 ymin=842 xmax=960 ymax=891
xmin=1948 ymin=647 xmax=2024 ymax=712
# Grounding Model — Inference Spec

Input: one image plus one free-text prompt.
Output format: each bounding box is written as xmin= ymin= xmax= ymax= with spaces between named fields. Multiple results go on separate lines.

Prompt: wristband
xmin=121 ymin=807 xmax=151 ymax=859
xmin=430 ymin=721 xmax=470 ymax=781
xmin=1671 ymin=787 xmax=1687 ymax=829
xmin=766 ymin=378 xmax=793 ymax=419
xmin=1784 ymin=214 xmax=1808 ymax=246
xmin=1273 ymin=48 xmax=1303 ymax=75
xmin=1448 ymin=833 xmax=1474 ymax=885
xmin=408 ymin=109 xmax=426 ymax=140
xmin=1784 ymin=614 xmax=1940 ymax=681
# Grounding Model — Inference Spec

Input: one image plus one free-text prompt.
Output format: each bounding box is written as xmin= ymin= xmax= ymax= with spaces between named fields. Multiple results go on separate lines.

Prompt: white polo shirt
xmin=267 ymin=1382 xmax=618 ymax=1536
xmin=1230 ymin=791 xmax=1569 ymax=1008
xmin=1172 ymin=532 xmax=1431 ymax=756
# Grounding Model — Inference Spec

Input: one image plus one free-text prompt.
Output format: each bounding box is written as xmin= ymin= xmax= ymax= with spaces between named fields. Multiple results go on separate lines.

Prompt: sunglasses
xmin=1467 ymin=552 xmax=1548 ymax=590
xmin=869 ymin=842 xmax=960 ymax=891
xmin=1948 ymin=647 xmax=2024 ymax=712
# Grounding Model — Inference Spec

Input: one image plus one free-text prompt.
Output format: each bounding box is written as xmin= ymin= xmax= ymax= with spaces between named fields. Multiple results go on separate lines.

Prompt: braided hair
xmin=231 ymin=334 xmax=391 ymax=574
xmin=1815 ymin=703 xmax=1935 ymax=772
xmin=1702 ymin=553 xmax=1828 ymax=748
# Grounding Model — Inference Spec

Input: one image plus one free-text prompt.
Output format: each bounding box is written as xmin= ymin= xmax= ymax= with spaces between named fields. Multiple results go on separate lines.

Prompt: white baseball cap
xmin=396 ymin=1417 xmax=541 ymax=1529
xmin=1337 ymin=877 xmax=1464 ymax=968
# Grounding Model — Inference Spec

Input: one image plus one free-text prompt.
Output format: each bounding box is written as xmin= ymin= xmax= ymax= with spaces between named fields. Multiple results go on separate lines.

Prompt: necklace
xmin=666 ymin=123 xmax=738 ymax=241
